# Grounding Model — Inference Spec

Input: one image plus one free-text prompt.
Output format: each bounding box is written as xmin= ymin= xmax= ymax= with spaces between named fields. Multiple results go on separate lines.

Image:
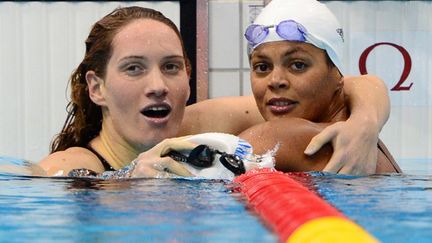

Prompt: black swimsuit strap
xmin=87 ymin=146 xmax=115 ymax=171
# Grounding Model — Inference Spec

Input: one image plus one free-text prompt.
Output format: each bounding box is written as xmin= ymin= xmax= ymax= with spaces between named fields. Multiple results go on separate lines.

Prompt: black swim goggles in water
xmin=244 ymin=19 xmax=307 ymax=47
xmin=167 ymin=145 xmax=246 ymax=175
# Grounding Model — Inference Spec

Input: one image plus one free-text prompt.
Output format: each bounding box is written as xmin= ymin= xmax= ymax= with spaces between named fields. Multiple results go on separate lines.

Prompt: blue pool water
xmin=0 ymin=175 xmax=276 ymax=242
xmin=313 ymin=172 xmax=432 ymax=243
xmin=1 ymin=157 xmax=432 ymax=243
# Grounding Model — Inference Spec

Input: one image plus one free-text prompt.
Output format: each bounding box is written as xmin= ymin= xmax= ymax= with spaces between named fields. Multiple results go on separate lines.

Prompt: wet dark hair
xmin=51 ymin=6 xmax=191 ymax=153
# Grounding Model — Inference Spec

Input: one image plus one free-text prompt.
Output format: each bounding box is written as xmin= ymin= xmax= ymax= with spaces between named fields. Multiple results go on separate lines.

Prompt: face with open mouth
xmin=93 ymin=19 xmax=190 ymax=150
xmin=250 ymin=41 xmax=341 ymax=122
xmin=140 ymin=103 xmax=172 ymax=121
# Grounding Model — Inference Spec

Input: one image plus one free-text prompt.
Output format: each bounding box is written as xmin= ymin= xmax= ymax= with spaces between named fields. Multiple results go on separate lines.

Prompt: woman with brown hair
xmin=39 ymin=6 xmax=194 ymax=177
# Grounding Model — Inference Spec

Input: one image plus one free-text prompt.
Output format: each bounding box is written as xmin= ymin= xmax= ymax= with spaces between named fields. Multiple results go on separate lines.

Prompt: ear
xmin=330 ymin=67 xmax=344 ymax=91
xmin=186 ymin=80 xmax=191 ymax=104
xmin=86 ymin=71 xmax=106 ymax=106
xmin=336 ymin=75 xmax=344 ymax=91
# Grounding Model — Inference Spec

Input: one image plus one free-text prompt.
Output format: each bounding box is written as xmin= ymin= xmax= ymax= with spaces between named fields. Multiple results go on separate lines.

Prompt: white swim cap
xmin=248 ymin=0 xmax=344 ymax=74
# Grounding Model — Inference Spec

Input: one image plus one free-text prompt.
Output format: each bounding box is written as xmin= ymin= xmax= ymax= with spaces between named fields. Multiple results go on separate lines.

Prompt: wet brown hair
xmin=51 ymin=6 xmax=191 ymax=153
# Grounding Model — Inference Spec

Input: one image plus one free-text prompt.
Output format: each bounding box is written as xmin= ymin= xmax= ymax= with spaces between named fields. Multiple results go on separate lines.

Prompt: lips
xmin=140 ymin=103 xmax=172 ymax=118
xmin=266 ymin=97 xmax=297 ymax=114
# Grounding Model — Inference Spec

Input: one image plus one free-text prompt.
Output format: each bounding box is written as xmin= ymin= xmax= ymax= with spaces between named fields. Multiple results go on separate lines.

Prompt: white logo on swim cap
xmin=336 ymin=28 xmax=344 ymax=42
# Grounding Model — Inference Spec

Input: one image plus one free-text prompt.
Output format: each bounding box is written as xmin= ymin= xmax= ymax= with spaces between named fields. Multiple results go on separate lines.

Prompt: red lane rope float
xmin=232 ymin=168 xmax=378 ymax=243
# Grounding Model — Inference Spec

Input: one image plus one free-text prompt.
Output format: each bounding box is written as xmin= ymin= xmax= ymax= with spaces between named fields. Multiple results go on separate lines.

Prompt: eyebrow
xmin=162 ymin=55 xmax=185 ymax=61
xmin=282 ymin=46 xmax=306 ymax=57
xmin=119 ymin=55 xmax=184 ymax=62
xmin=252 ymin=46 xmax=306 ymax=60
xmin=119 ymin=55 xmax=147 ymax=63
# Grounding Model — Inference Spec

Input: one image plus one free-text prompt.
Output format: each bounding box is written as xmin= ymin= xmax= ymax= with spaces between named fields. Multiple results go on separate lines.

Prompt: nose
xmin=268 ymin=67 xmax=289 ymax=90
xmin=145 ymin=68 xmax=169 ymax=98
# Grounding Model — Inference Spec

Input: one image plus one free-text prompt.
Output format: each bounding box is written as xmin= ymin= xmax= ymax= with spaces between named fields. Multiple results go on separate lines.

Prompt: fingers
xmin=131 ymin=157 xmax=193 ymax=178
xmin=152 ymin=136 xmax=197 ymax=156
xmin=338 ymin=165 xmax=356 ymax=175
xmin=325 ymin=147 xmax=378 ymax=175
xmin=158 ymin=157 xmax=194 ymax=177
xmin=339 ymin=147 xmax=377 ymax=175
xmin=322 ymin=150 xmax=346 ymax=174
xmin=339 ymin=163 xmax=365 ymax=175
xmin=129 ymin=136 xmax=200 ymax=178
xmin=160 ymin=139 xmax=197 ymax=156
xmin=310 ymin=118 xmax=381 ymax=175
xmin=304 ymin=124 xmax=338 ymax=155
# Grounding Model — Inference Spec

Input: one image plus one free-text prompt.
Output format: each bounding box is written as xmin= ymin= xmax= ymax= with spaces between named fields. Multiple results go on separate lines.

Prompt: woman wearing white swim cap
xmin=237 ymin=0 xmax=401 ymax=174
xmin=181 ymin=0 xmax=395 ymax=175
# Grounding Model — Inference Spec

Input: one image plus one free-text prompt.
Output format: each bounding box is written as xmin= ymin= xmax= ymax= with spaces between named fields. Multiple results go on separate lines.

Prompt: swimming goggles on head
xmin=244 ymin=20 xmax=307 ymax=47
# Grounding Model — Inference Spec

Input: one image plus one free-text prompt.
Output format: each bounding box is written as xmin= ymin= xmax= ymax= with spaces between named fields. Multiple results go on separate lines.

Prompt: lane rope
xmin=232 ymin=168 xmax=379 ymax=242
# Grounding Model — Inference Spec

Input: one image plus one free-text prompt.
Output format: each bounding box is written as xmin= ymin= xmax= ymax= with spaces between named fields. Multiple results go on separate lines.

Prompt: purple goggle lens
xmin=245 ymin=20 xmax=307 ymax=47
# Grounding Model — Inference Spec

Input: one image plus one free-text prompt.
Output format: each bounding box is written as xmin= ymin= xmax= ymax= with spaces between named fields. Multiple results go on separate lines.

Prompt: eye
xmin=253 ymin=63 xmax=271 ymax=74
xmin=163 ymin=62 xmax=182 ymax=74
xmin=290 ymin=61 xmax=308 ymax=72
xmin=124 ymin=63 xmax=145 ymax=76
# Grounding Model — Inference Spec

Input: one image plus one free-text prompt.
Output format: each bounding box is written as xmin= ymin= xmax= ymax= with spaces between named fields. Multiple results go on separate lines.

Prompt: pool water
xmin=1 ymin=157 xmax=432 ymax=243
xmin=314 ymin=172 xmax=432 ymax=243
xmin=0 ymin=174 xmax=276 ymax=242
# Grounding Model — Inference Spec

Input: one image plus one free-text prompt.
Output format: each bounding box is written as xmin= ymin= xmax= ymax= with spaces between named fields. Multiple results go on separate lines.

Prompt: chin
xmin=264 ymin=112 xmax=283 ymax=121
xmin=265 ymin=113 xmax=295 ymax=122
xmin=133 ymin=133 xmax=165 ymax=148
xmin=150 ymin=128 xmax=178 ymax=142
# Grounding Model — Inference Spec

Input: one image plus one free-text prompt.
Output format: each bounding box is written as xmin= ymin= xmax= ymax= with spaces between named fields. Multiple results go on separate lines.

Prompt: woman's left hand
xmin=130 ymin=136 xmax=196 ymax=178
xmin=304 ymin=117 xmax=378 ymax=175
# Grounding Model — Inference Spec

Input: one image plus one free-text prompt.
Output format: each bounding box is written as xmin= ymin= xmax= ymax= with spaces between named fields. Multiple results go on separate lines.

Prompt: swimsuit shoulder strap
xmin=87 ymin=146 xmax=114 ymax=171
xmin=377 ymin=139 xmax=402 ymax=173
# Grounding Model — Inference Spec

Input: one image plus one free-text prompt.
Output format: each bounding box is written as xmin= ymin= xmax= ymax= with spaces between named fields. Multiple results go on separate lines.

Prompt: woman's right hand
xmin=130 ymin=137 xmax=196 ymax=178
xmin=304 ymin=118 xmax=378 ymax=175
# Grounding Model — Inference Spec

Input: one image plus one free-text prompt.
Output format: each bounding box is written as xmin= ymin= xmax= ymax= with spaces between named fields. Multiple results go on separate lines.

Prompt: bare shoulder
xmin=38 ymin=147 xmax=105 ymax=176
xmin=239 ymin=118 xmax=324 ymax=151
xmin=179 ymin=96 xmax=265 ymax=136
xmin=239 ymin=118 xmax=332 ymax=172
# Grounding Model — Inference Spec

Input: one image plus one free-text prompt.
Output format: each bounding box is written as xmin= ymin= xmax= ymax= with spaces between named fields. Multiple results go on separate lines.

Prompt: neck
xmin=319 ymin=69 xmax=349 ymax=122
xmin=89 ymin=123 xmax=138 ymax=170
xmin=320 ymin=86 xmax=349 ymax=123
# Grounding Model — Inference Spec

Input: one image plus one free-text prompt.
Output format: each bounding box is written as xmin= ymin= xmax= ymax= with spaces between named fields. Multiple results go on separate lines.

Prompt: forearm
xmin=179 ymin=96 xmax=264 ymax=136
xmin=343 ymin=74 xmax=390 ymax=132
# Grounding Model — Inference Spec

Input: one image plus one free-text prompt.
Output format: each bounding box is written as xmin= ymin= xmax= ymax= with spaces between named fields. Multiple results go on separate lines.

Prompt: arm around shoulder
xmin=305 ymin=74 xmax=389 ymax=175
xmin=343 ymin=74 xmax=390 ymax=131
xmin=179 ymin=95 xmax=264 ymax=136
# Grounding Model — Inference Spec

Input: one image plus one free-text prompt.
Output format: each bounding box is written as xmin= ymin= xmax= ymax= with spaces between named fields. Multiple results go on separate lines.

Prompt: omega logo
xmin=358 ymin=42 xmax=413 ymax=91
